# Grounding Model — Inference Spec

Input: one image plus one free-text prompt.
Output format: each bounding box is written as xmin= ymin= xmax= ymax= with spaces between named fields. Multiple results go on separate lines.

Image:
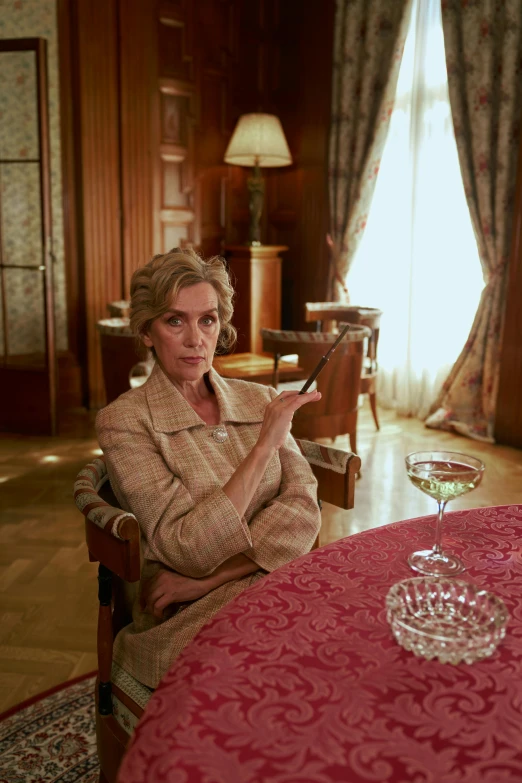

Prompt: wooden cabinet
xmin=225 ymin=245 xmax=288 ymax=354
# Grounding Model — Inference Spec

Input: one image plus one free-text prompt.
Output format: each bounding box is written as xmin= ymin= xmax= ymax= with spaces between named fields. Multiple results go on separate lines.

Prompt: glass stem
xmin=433 ymin=501 xmax=447 ymax=554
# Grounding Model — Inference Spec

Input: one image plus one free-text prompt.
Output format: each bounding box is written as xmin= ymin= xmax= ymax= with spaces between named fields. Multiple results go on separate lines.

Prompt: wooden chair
xmin=106 ymin=300 xmax=130 ymax=318
xmin=304 ymin=303 xmax=383 ymax=430
xmin=261 ymin=326 xmax=370 ymax=455
xmin=96 ymin=319 xmax=149 ymax=404
xmin=74 ymin=441 xmax=360 ymax=782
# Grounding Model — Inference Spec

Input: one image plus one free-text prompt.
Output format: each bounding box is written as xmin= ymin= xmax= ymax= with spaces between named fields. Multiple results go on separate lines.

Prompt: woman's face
xmin=142 ymin=282 xmax=221 ymax=386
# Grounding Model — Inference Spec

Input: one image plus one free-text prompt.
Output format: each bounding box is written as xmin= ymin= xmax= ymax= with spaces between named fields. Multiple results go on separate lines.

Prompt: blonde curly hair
xmin=130 ymin=247 xmax=236 ymax=354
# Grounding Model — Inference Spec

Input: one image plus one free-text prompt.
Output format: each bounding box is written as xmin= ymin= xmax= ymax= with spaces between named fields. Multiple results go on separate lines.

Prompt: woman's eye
xmin=201 ymin=316 xmax=215 ymax=326
xmin=168 ymin=317 xmax=182 ymax=326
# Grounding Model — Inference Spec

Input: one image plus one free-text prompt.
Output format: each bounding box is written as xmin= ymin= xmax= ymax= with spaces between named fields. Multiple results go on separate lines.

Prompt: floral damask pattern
xmin=425 ymin=0 xmax=522 ymax=441
xmin=0 ymin=0 xmax=67 ymax=353
xmin=120 ymin=505 xmax=522 ymax=783
xmin=328 ymin=0 xmax=412 ymax=301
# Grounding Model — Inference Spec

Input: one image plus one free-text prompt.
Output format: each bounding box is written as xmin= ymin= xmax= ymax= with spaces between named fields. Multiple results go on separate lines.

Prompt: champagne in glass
xmin=405 ymin=451 xmax=485 ymax=576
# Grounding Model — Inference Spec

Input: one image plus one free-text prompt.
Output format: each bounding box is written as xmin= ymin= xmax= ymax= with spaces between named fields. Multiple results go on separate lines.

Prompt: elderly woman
xmin=96 ymin=247 xmax=321 ymax=689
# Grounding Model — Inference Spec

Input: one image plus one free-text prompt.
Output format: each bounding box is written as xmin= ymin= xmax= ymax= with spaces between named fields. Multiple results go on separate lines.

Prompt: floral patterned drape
xmin=328 ymin=0 xmax=412 ymax=301
xmin=425 ymin=0 xmax=522 ymax=442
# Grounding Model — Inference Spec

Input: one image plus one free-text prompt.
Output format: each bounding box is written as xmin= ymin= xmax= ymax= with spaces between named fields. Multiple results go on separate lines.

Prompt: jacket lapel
xmin=145 ymin=363 xmax=202 ymax=433
xmin=209 ymin=368 xmax=266 ymax=424
xmin=145 ymin=362 xmax=267 ymax=433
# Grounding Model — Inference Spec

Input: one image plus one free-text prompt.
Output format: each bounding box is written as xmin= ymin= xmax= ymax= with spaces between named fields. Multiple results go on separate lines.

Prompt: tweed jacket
xmin=95 ymin=362 xmax=321 ymax=688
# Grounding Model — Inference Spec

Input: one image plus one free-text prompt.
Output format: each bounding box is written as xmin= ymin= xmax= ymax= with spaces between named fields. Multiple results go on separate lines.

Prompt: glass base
xmin=408 ymin=549 xmax=465 ymax=577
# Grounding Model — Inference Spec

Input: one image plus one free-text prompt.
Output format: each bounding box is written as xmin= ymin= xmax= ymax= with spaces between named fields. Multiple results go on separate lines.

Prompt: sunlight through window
xmin=347 ymin=0 xmax=484 ymax=418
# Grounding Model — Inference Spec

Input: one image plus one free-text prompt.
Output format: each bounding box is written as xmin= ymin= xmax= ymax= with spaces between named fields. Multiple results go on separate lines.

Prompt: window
xmin=347 ymin=0 xmax=484 ymax=417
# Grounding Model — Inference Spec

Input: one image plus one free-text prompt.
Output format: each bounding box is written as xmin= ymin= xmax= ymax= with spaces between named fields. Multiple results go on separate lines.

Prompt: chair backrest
xmin=261 ymin=326 xmax=370 ymax=441
xmin=107 ymin=300 xmax=130 ymax=318
xmin=304 ymin=303 xmax=382 ymax=367
xmin=96 ymin=318 xmax=147 ymax=404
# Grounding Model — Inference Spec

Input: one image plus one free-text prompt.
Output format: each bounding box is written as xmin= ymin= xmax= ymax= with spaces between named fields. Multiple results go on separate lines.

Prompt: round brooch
xmin=212 ymin=425 xmax=228 ymax=443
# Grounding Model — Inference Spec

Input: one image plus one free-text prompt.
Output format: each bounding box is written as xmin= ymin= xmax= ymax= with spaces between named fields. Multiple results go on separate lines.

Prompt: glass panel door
xmin=0 ymin=38 xmax=56 ymax=434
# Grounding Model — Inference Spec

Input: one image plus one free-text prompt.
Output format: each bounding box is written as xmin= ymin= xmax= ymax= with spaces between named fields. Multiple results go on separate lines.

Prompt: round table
xmin=118 ymin=506 xmax=522 ymax=783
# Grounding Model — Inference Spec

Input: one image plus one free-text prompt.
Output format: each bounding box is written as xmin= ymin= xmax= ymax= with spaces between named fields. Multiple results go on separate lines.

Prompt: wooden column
xmin=225 ymin=245 xmax=287 ymax=354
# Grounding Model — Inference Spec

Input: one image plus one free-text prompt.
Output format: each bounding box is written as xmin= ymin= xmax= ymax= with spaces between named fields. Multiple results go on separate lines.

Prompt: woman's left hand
xmin=141 ymin=568 xmax=213 ymax=619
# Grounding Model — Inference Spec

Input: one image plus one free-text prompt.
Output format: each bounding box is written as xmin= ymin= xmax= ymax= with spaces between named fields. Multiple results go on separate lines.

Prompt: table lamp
xmin=224 ymin=113 xmax=292 ymax=245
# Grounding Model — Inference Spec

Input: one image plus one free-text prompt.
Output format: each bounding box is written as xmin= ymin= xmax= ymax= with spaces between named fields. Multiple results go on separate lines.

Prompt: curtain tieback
xmin=485 ymin=261 xmax=507 ymax=286
xmin=326 ymin=233 xmax=350 ymax=300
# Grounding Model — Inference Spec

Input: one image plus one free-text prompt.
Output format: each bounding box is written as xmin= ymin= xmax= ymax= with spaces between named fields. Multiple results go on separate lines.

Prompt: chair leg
xmin=349 ymin=429 xmax=357 ymax=457
xmin=369 ymin=392 xmax=380 ymax=430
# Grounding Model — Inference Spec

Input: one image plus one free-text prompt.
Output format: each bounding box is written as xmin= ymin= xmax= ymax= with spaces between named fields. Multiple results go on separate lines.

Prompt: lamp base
xmin=247 ymin=164 xmax=264 ymax=245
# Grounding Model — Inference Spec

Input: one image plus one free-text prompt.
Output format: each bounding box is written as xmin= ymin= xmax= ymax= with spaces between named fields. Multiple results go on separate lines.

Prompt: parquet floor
xmin=0 ymin=402 xmax=521 ymax=712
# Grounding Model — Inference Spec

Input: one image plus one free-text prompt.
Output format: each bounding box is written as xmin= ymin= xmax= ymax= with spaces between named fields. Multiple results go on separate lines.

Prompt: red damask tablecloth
xmin=119 ymin=506 xmax=522 ymax=783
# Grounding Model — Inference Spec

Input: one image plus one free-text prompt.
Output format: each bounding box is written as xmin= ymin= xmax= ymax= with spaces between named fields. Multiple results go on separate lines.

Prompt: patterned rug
xmin=0 ymin=672 xmax=99 ymax=782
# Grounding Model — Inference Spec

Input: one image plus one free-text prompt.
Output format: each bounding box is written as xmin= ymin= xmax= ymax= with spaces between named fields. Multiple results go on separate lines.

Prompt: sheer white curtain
xmin=346 ymin=0 xmax=484 ymax=419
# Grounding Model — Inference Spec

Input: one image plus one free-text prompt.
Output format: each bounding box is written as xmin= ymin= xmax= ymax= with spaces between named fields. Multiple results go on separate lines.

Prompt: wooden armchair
xmin=74 ymin=441 xmax=360 ymax=782
xmin=261 ymin=327 xmax=370 ymax=455
xmin=304 ymin=303 xmax=383 ymax=430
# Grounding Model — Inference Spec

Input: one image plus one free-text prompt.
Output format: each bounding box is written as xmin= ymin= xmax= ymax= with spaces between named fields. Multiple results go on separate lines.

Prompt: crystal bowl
xmin=386 ymin=578 xmax=509 ymax=665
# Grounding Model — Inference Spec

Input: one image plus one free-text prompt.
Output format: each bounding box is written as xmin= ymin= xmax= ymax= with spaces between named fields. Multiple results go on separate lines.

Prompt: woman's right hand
xmin=256 ymin=389 xmax=321 ymax=453
xmin=141 ymin=568 xmax=213 ymax=619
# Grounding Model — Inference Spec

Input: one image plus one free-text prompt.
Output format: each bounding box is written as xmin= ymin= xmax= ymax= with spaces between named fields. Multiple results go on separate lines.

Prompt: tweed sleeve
xmin=96 ymin=406 xmax=253 ymax=579
xmin=245 ymin=431 xmax=321 ymax=572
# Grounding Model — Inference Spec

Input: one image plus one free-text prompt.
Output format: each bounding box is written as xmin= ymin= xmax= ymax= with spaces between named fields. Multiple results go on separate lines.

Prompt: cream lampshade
xmin=224 ymin=113 xmax=292 ymax=245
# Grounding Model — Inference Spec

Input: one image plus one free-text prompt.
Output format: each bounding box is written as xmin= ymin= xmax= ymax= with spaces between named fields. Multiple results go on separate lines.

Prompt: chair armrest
xmin=74 ymin=458 xmax=137 ymax=541
xmin=295 ymin=438 xmax=361 ymax=510
xmin=75 ymin=458 xmax=141 ymax=581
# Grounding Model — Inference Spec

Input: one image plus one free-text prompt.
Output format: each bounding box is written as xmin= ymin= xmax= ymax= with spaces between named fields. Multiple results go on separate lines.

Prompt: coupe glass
xmin=405 ymin=450 xmax=485 ymax=577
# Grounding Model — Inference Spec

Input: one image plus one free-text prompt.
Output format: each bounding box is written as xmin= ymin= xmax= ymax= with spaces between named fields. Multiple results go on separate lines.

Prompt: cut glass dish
xmin=386 ymin=577 xmax=509 ymax=665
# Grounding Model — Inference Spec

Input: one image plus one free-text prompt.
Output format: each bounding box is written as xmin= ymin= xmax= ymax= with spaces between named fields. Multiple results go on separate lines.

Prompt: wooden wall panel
xmin=193 ymin=0 xmax=234 ymax=257
xmin=119 ymin=0 xmax=156 ymax=290
xmin=269 ymin=0 xmax=334 ymax=330
xmin=75 ymin=0 xmax=122 ymax=409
